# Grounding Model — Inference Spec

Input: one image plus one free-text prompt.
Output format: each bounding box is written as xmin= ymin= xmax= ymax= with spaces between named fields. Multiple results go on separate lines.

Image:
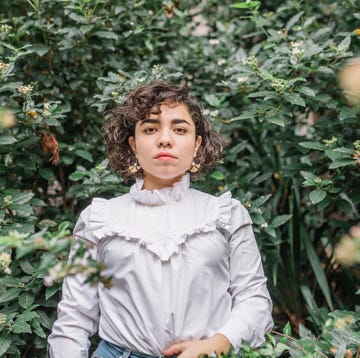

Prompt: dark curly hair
xmin=102 ymin=81 xmax=224 ymax=181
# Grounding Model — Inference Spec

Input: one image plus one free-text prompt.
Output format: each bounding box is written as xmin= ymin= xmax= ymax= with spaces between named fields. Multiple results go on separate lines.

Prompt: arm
xmin=164 ymin=225 xmax=272 ymax=358
xmin=216 ymin=201 xmax=274 ymax=351
xmin=48 ymin=206 xmax=100 ymax=358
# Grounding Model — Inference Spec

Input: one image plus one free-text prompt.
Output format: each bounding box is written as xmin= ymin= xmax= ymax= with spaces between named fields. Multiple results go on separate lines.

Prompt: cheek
xmin=134 ymin=137 xmax=152 ymax=155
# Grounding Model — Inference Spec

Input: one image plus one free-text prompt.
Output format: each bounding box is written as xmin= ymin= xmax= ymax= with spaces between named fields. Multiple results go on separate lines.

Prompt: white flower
xmin=17 ymin=84 xmax=33 ymax=95
xmin=0 ymin=61 xmax=9 ymax=71
xmin=290 ymin=41 xmax=304 ymax=57
xmin=209 ymin=39 xmax=220 ymax=45
xmin=236 ymin=77 xmax=248 ymax=83
xmin=73 ymin=256 xmax=88 ymax=266
xmin=44 ymin=262 xmax=64 ymax=286
xmin=261 ymin=222 xmax=269 ymax=229
xmin=0 ymin=252 xmax=11 ymax=269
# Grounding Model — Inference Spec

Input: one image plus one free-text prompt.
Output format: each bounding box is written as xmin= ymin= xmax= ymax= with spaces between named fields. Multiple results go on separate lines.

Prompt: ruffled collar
xmin=129 ymin=174 xmax=190 ymax=206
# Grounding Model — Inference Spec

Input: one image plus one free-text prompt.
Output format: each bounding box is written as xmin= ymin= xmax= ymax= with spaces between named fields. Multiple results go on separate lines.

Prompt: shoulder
xmin=187 ymin=188 xmax=252 ymax=232
xmin=74 ymin=193 xmax=132 ymax=243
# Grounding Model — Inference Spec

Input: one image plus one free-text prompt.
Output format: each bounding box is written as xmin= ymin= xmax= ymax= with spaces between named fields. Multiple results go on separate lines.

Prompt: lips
xmin=154 ymin=152 xmax=177 ymax=159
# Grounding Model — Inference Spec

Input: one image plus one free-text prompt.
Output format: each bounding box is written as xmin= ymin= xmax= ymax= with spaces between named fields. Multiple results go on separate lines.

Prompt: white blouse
xmin=48 ymin=174 xmax=273 ymax=358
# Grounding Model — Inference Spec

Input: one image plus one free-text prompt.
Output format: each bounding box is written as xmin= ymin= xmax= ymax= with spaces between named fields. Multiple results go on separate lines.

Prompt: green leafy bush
xmin=0 ymin=0 xmax=359 ymax=356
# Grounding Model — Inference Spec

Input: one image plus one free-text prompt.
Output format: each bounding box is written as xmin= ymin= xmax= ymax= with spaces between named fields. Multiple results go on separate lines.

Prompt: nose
xmin=157 ymin=129 xmax=173 ymax=147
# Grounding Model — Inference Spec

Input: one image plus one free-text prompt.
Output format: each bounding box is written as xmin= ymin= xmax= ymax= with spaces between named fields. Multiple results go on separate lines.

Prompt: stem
xmin=271 ymin=330 xmax=328 ymax=358
xmin=271 ymin=330 xmax=297 ymax=342
xmin=58 ymin=165 xmax=67 ymax=212
xmin=27 ymin=0 xmax=41 ymax=16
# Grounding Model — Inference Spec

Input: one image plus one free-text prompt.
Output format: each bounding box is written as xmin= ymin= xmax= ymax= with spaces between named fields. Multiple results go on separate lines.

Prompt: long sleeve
xmin=48 ymin=206 xmax=100 ymax=358
xmin=217 ymin=200 xmax=273 ymax=351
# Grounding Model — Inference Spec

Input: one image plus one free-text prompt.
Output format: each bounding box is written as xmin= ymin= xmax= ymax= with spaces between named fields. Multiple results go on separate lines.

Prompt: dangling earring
xmin=189 ymin=161 xmax=200 ymax=173
xmin=128 ymin=157 xmax=141 ymax=174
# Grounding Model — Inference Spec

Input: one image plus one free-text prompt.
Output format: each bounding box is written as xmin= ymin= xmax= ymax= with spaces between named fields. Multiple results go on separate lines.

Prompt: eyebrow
xmin=139 ymin=118 xmax=192 ymax=126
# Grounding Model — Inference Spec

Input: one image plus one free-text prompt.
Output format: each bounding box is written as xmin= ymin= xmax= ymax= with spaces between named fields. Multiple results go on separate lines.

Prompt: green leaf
xmin=302 ymin=44 xmax=323 ymax=59
xmin=339 ymin=107 xmax=358 ymax=121
xmin=297 ymin=86 xmax=316 ymax=97
xmin=205 ymin=94 xmax=220 ymax=107
xmin=32 ymin=320 xmax=46 ymax=338
xmin=16 ymin=244 xmax=37 ymax=259
xmin=285 ymin=11 xmax=304 ymax=32
xmin=32 ymin=43 xmax=50 ymax=56
xmin=0 ymin=135 xmax=17 ymax=145
xmin=30 ymin=198 xmax=46 ymax=206
xmin=94 ymin=31 xmax=119 ymax=40
xmin=267 ymin=116 xmax=285 ymax=127
xmin=282 ymin=322 xmax=291 ymax=336
xmin=264 ymin=226 xmax=276 ymax=239
xmin=299 ymin=141 xmax=326 ymax=151
xmin=18 ymin=292 xmax=35 ymax=309
xmin=248 ymin=91 xmax=279 ymax=100
xmin=251 ymin=213 xmax=266 ymax=225
xmin=36 ymin=310 xmax=52 ymax=329
xmin=12 ymin=319 xmax=32 ymax=334
xmin=274 ymin=342 xmax=289 ymax=356
xmin=333 ymin=147 xmax=356 ymax=155
xmin=252 ymin=194 xmax=272 ymax=207
xmin=337 ymin=199 xmax=353 ymax=215
xmin=329 ymin=160 xmax=356 ymax=169
xmin=302 ymin=234 xmax=333 ymax=310
xmin=69 ymin=172 xmax=87 ymax=181
xmin=45 ymin=284 xmax=60 ymax=300
xmin=0 ymin=288 xmax=21 ymax=303
xmin=21 ymin=311 xmax=39 ymax=322
xmin=75 ymin=149 xmax=93 ymax=162
xmin=0 ymin=334 xmax=11 ymax=356
xmin=339 ymin=35 xmax=351 ymax=50
xmin=20 ymin=261 xmax=34 ymax=275
xmin=210 ymin=171 xmax=224 ymax=180
xmin=283 ymin=93 xmax=306 ymax=107
xmin=300 ymin=171 xmax=318 ymax=181
xmin=271 ymin=214 xmax=292 ymax=228
xmin=299 ymin=323 xmax=316 ymax=339
xmin=11 ymin=192 xmax=35 ymax=205
xmin=39 ymin=168 xmax=55 ymax=181
xmin=0 ymin=276 xmax=20 ymax=287
xmin=231 ymin=1 xmax=260 ymax=9
xmin=309 ymin=190 xmax=327 ymax=204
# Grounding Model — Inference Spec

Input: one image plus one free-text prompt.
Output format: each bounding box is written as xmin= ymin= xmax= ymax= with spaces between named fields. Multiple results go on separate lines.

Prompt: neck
xmin=142 ymin=173 xmax=185 ymax=191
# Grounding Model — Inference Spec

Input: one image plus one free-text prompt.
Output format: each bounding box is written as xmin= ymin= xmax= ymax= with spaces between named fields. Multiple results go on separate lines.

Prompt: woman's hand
xmin=163 ymin=334 xmax=231 ymax=358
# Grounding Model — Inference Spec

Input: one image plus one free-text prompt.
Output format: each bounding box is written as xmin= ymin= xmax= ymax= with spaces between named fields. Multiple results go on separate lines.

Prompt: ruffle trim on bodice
xmin=129 ymin=174 xmax=190 ymax=206
xmin=88 ymin=191 xmax=234 ymax=261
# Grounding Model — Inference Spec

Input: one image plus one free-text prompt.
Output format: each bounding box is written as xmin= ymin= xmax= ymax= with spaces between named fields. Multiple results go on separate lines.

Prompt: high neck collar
xmin=129 ymin=174 xmax=190 ymax=206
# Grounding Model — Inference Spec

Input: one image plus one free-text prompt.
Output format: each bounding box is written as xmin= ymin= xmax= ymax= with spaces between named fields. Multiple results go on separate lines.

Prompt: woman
xmin=48 ymin=81 xmax=273 ymax=358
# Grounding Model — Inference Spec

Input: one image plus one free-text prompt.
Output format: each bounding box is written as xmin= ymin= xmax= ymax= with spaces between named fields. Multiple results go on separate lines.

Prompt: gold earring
xmin=189 ymin=161 xmax=200 ymax=173
xmin=128 ymin=158 xmax=141 ymax=174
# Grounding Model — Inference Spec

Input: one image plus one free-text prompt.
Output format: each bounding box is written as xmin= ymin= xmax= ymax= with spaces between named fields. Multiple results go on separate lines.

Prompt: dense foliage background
xmin=0 ymin=0 xmax=359 ymax=357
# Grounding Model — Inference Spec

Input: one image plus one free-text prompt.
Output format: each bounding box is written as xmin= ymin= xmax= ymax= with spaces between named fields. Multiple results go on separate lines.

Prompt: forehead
xmin=147 ymin=102 xmax=191 ymax=116
xmin=137 ymin=102 xmax=195 ymax=125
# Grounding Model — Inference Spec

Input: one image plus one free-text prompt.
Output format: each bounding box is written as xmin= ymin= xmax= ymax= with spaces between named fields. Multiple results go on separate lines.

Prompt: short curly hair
xmin=102 ymin=81 xmax=224 ymax=181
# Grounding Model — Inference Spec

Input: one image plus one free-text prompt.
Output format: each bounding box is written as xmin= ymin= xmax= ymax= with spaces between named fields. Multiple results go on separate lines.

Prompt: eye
xmin=143 ymin=127 xmax=157 ymax=134
xmin=174 ymin=127 xmax=187 ymax=134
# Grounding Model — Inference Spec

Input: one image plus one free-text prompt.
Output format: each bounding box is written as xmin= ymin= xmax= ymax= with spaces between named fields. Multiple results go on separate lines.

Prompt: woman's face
xmin=128 ymin=102 xmax=202 ymax=190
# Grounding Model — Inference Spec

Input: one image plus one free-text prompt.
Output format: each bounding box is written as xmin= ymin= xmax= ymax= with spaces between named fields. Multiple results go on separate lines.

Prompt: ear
xmin=194 ymin=135 xmax=202 ymax=157
xmin=128 ymin=136 xmax=136 ymax=155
